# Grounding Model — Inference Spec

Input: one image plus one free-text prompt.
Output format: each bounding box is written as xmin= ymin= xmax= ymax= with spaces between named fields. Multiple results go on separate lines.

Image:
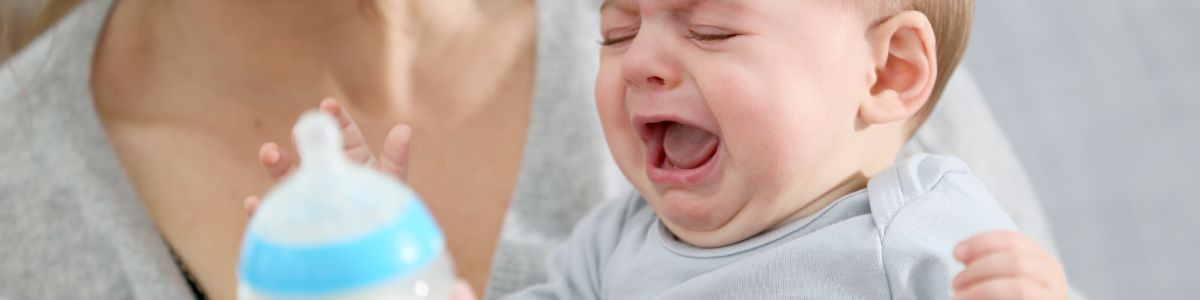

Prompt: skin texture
xmin=91 ymin=0 xmax=535 ymax=297
xmin=594 ymin=0 xmax=1067 ymax=299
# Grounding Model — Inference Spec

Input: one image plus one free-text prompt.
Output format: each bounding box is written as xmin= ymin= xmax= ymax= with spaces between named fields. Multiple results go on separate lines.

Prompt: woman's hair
xmin=1 ymin=0 xmax=79 ymax=135
xmin=1 ymin=0 xmax=79 ymax=63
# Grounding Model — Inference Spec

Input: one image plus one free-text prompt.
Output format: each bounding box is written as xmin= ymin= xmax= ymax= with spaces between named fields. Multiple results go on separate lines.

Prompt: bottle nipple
xmin=293 ymin=112 xmax=345 ymax=169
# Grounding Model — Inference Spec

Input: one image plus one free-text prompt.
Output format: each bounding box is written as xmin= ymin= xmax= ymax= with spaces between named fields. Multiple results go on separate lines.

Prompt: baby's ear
xmin=860 ymin=11 xmax=938 ymax=125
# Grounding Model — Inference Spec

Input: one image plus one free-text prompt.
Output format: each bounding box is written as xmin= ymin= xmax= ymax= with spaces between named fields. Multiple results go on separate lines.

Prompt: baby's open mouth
xmin=653 ymin=122 xmax=719 ymax=169
xmin=643 ymin=121 xmax=722 ymax=186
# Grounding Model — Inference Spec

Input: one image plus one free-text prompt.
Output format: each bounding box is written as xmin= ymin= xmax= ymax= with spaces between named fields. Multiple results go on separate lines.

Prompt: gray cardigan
xmin=0 ymin=0 xmax=1062 ymax=299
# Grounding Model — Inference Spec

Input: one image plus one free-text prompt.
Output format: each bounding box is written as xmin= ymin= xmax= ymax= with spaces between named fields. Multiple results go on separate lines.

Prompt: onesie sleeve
xmin=872 ymin=155 xmax=1019 ymax=300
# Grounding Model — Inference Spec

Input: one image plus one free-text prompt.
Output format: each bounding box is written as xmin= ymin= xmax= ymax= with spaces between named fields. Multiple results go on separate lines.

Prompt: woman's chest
xmin=99 ymin=103 xmax=531 ymax=297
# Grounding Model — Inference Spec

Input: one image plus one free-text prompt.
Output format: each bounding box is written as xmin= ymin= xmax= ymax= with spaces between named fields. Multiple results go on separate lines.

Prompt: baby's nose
xmin=620 ymin=38 xmax=680 ymax=90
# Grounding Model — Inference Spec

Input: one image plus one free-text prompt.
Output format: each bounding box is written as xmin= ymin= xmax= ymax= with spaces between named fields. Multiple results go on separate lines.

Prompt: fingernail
xmin=244 ymin=196 xmax=258 ymax=211
xmin=266 ymin=149 xmax=279 ymax=164
xmin=321 ymin=97 xmax=340 ymax=108
xmin=454 ymin=281 xmax=476 ymax=299
xmin=390 ymin=124 xmax=413 ymax=139
xmin=954 ymin=244 xmax=967 ymax=260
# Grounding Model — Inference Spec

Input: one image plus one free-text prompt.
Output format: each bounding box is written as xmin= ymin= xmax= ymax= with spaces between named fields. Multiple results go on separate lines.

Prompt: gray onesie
xmin=504 ymin=154 xmax=1017 ymax=299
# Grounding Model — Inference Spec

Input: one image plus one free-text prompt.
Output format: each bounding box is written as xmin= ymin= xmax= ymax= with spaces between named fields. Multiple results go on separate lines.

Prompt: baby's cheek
xmin=594 ymin=73 xmax=643 ymax=180
xmin=719 ymin=110 xmax=806 ymax=177
xmin=594 ymin=69 xmax=624 ymax=132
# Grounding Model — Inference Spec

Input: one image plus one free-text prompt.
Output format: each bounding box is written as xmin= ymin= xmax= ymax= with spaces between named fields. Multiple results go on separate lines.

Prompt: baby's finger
xmin=953 ymin=250 xmax=1059 ymax=291
xmin=244 ymin=196 xmax=261 ymax=216
xmin=318 ymin=98 xmax=375 ymax=165
xmin=952 ymin=278 xmax=1050 ymax=300
xmin=954 ymin=231 xmax=1041 ymax=264
xmin=259 ymin=142 xmax=297 ymax=182
xmin=377 ymin=124 xmax=413 ymax=181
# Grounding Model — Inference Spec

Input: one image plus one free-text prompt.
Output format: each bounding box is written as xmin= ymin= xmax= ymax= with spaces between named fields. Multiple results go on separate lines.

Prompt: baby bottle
xmin=238 ymin=111 xmax=455 ymax=300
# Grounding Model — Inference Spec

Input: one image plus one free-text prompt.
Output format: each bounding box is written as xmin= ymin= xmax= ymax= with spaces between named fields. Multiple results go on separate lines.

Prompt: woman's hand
xmin=952 ymin=231 xmax=1068 ymax=300
xmin=242 ymin=97 xmax=413 ymax=215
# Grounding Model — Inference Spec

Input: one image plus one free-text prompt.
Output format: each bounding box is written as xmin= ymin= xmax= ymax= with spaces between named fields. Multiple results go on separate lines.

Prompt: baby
xmin=250 ymin=0 xmax=1068 ymax=298
xmin=507 ymin=0 xmax=1059 ymax=298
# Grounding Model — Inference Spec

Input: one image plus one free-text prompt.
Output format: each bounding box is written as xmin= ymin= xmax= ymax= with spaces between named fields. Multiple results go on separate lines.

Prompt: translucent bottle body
xmin=238 ymin=112 xmax=454 ymax=300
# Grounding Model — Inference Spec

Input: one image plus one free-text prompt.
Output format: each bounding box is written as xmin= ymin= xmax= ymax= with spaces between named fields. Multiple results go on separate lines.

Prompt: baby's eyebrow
xmin=600 ymin=0 xmax=720 ymax=12
xmin=601 ymin=0 xmax=745 ymax=16
xmin=600 ymin=0 xmax=635 ymax=12
xmin=663 ymin=0 xmax=703 ymax=11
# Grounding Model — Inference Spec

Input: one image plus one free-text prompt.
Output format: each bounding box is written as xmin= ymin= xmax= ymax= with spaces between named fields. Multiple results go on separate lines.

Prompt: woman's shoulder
xmin=0 ymin=1 xmax=193 ymax=298
xmin=2 ymin=0 xmax=111 ymax=168
xmin=1 ymin=0 xmax=110 ymax=108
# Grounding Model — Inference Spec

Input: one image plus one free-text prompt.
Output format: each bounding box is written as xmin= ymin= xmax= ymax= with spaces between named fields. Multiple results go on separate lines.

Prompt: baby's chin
xmin=650 ymin=190 xmax=765 ymax=248
xmin=659 ymin=215 xmax=765 ymax=248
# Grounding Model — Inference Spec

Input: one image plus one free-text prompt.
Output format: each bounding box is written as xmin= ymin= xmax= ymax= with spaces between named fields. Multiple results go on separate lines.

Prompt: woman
xmin=0 ymin=0 xmax=1069 ymax=299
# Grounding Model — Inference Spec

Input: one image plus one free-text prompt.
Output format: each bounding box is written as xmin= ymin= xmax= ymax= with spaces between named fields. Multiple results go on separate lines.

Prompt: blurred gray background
xmin=966 ymin=1 xmax=1199 ymax=299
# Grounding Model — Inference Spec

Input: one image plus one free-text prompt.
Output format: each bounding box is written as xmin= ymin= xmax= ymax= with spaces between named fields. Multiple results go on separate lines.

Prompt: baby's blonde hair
xmin=912 ymin=0 xmax=974 ymax=122
xmin=866 ymin=0 xmax=975 ymax=124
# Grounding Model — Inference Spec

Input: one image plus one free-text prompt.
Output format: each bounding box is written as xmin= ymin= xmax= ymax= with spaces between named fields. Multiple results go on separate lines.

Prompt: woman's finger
xmin=318 ymin=98 xmax=376 ymax=166
xmin=377 ymin=124 xmax=413 ymax=181
xmin=952 ymin=249 xmax=1060 ymax=291
xmin=954 ymin=231 xmax=1043 ymax=264
xmin=952 ymin=278 xmax=1050 ymax=300
xmin=259 ymin=142 xmax=297 ymax=182
xmin=451 ymin=280 xmax=477 ymax=300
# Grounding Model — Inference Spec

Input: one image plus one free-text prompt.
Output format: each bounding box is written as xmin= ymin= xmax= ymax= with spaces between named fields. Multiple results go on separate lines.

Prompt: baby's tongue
xmin=662 ymin=122 xmax=718 ymax=169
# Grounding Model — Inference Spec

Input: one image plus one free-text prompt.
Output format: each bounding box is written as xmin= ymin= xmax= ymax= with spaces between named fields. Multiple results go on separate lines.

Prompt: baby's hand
xmin=952 ymin=231 xmax=1068 ymax=300
xmin=243 ymin=98 xmax=413 ymax=215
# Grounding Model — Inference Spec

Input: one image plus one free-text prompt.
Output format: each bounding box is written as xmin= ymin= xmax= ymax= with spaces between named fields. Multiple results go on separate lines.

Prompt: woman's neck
xmin=101 ymin=0 xmax=534 ymax=121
